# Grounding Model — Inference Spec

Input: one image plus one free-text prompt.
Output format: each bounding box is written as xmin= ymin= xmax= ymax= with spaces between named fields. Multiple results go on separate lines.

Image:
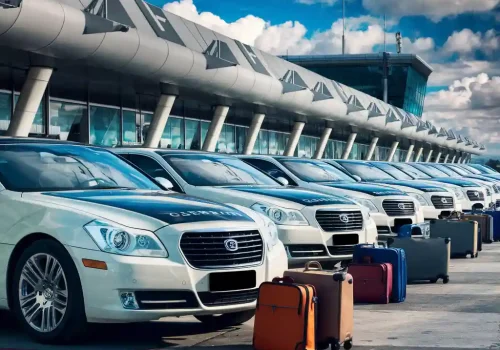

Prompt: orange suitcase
xmin=284 ymin=262 xmax=354 ymax=350
xmin=253 ymin=276 xmax=317 ymax=350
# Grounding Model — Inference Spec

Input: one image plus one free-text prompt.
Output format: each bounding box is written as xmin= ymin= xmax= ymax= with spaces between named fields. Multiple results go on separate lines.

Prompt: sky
xmin=151 ymin=0 xmax=500 ymax=157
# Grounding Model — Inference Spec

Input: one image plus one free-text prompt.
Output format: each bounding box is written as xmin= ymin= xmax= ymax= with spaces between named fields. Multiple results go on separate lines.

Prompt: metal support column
xmin=364 ymin=137 xmax=379 ymax=161
xmin=342 ymin=132 xmax=357 ymax=160
xmin=243 ymin=113 xmax=265 ymax=155
xmin=425 ymin=149 xmax=433 ymax=163
xmin=387 ymin=141 xmax=399 ymax=162
xmin=404 ymin=144 xmax=415 ymax=162
xmin=143 ymin=95 xmax=177 ymax=148
xmin=284 ymin=122 xmax=305 ymax=157
xmin=313 ymin=127 xmax=333 ymax=159
xmin=202 ymin=105 xmax=230 ymax=152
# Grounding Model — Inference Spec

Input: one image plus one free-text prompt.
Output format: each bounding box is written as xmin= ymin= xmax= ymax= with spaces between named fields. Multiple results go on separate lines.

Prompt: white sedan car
xmin=112 ymin=149 xmax=379 ymax=266
xmin=0 ymin=138 xmax=287 ymax=343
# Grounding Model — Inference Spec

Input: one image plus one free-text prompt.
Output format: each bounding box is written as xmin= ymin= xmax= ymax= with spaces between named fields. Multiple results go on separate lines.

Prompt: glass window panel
xmin=0 ymin=91 xmax=11 ymax=131
xmin=216 ymin=124 xmax=235 ymax=153
xmin=122 ymin=110 xmax=139 ymax=145
xmin=14 ymin=95 xmax=45 ymax=134
xmin=159 ymin=116 xmax=184 ymax=149
xmin=235 ymin=126 xmax=247 ymax=154
xmin=200 ymin=121 xmax=210 ymax=147
xmin=185 ymin=119 xmax=201 ymax=150
xmin=268 ymin=131 xmax=278 ymax=155
xmin=49 ymin=100 xmax=88 ymax=142
xmin=259 ymin=130 xmax=269 ymax=154
xmin=89 ymin=105 xmax=120 ymax=146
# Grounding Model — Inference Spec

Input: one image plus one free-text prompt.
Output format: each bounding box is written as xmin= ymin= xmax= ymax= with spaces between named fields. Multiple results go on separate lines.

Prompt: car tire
xmin=195 ymin=309 xmax=255 ymax=328
xmin=11 ymin=239 xmax=87 ymax=344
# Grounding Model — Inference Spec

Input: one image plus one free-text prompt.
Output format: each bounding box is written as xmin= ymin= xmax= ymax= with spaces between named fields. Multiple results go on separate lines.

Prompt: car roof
xmin=0 ymin=137 xmax=81 ymax=145
xmin=114 ymin=148 xmax=233 ymax=156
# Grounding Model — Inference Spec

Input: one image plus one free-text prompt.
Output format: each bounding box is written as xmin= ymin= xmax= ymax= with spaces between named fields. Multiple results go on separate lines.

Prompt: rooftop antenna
xmin=342 ymin=0 xmax=346 ymax=55
xmin=396 ymin=31 xmax=402 ymax=53
xmin=383 ymin=13 xmax=386 ymax=52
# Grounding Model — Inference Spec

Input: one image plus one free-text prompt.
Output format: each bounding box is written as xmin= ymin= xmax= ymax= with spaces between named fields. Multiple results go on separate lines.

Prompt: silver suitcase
xmin=386 ymin=237 xmax=450 ymax=284
xmin=429 ymin=220 xmax=478 ymax=259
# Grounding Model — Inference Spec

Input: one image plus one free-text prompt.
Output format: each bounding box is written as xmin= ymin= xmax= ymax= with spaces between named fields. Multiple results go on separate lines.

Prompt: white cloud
xmin=362 ymin=0 xmax=500 ymax=22
xmin=295 ymin=0 xmax=337 ymax=5
xmin=443 ymin=29 xmax=499 ymax=56
xmin=423 ymin=73 xmax=500 ymax=149
xmin=428 ymin=60 xmax=500 ymax=86
xmin=163 ymin=0 xmax=430 ymax=56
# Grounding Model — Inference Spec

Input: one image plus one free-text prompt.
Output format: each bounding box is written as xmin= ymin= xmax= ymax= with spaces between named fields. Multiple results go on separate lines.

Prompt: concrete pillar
xmin=451 ymin=154 xmax=457 ymax=163
xmin=7 ymin=66 xmax=53 ymax=137
xmin=202 ymin=105 xmax=230 ymax=152
xmin=313 ymin=127 xmax=333 ymax=159
xmin=387 ymin=141 xmax=399 ymax=162
xmin=457 ymin=155 xmax=463 ymax=164
xmin=364 ymin=137 xmax=379 ymax=161
xmin=404 ymin=144 xmax=415 ymax=162
xmin=414 ymin=147 xmax=424 ymax=162
xmin=425 ymin=149 xmax=434 ymax=163
xmin=443 ymin=153 xmax=449 ymax=163
xmin=434 ymin=151 xmax=442 ymax=163
xmin=284 ymin=122 xmax=305 ymax=156
xmin=143 ymin=95 xmax=177 ymax=148
xmin=342 ymin=132 xmax=358 ymax=160
xmin=243 ymin=113 xmax=265 ymax=155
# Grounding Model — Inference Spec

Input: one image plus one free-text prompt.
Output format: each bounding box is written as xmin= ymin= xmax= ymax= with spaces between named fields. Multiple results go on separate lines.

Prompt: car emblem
xmin=474 ymin=191 xmax=479 ymax=197
xmin=441 ymin=198 xmax=448 ymax=204
xmin=224 ymin=239 xmax=239 ymax=252
xmin=398 ymin=203 xmax=406 ymax=210
xmin=339 ymin=214 xmax=350 ymax=223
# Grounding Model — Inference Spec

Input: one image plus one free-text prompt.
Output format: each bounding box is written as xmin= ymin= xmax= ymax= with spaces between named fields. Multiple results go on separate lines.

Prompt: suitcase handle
xmin=272 ymin=276 xmax=295 ymax=284
xmin=304 ymin=261 xmax=322 ymax=271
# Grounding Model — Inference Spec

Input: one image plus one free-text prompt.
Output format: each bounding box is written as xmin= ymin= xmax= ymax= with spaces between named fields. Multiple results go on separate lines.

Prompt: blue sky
xmin=154 ymin=0 xmax=499 ymax=157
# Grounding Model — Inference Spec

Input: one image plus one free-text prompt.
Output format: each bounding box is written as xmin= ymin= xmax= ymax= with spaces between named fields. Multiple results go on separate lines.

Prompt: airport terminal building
xmin=0 ymin=0 xmax=486 ymax=163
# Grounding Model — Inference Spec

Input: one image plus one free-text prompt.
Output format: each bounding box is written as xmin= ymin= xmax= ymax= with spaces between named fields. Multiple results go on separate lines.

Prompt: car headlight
xmin=251 ymin=203 xmax=309 ymax=226
xmin=84 ymin=220 xmax=168 ymax=258
xmin=408 ymin=193 xmax=430 ymax=206
xmin=452 ymin=188 xmax=465 ymax=200
xmin=262 ymin=217 xmax=280 ymax=251
xmin=344 ymin=196 xmax=379 ymax=213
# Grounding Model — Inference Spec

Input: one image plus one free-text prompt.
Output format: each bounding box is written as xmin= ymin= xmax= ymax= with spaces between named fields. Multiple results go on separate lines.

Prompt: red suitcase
xmin=348 ymin=263 xmax=393 ymax=304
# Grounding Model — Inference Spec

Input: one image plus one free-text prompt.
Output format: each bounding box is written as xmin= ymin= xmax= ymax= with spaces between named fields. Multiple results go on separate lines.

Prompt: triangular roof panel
xmin=386 ymin=109 xmax=400 ymax=123
xmin=311 ymin=82 xmax=334 ymax=102
xmin=367 ymin=102 xmax=384 ymax=118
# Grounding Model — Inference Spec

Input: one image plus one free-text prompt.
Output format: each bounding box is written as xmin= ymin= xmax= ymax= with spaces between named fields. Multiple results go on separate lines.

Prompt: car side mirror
xmin=352 ymin=175 xmax=362 ymax=182
xmin=155 ymin=177 xmax=174 ymax=190
xmin=276 ymin=177 xmax=289 ymax=186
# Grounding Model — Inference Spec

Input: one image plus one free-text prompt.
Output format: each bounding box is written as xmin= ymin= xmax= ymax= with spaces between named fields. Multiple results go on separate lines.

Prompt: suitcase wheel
xmin=344 ymin=340 xmax=353 ymax=350
xmin=443 ymin=276 xmax=450 ymax=284
xmin=430 ymin=279 xmax=438 ymax=284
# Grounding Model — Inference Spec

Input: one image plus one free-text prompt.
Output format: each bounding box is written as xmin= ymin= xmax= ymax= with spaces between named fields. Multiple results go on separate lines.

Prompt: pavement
xmin=1 ymin=243 xmax=500 ymax=349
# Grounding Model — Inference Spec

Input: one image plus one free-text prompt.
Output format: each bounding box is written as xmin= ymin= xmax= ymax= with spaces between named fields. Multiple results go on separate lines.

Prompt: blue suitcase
xmin=398 ymin=222 xmax=430 ymax=238
xmin=353 ymin=244 xmax=407 ymax=303
xmin=482 ymin=210 xmax=500 ymax=242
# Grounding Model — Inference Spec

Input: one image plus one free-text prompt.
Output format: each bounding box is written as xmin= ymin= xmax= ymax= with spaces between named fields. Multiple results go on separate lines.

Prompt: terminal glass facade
xmin=291 ymin=62 xmax=428 ymax=117
xmin=0 ymin=83 xmax=414 ymax=162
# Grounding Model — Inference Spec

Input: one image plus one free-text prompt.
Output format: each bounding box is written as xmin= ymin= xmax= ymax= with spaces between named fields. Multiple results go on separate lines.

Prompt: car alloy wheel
xmin=18 ymin=253 xmax=68 ymax=333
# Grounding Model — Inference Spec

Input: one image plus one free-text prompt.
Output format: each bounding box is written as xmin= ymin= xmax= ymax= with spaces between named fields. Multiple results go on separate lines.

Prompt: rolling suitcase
xmin=348 ymin=262 xmax=392 ymax=304
xmin=429 ymin=219 xmax=478 ymax=258
xmin=387 ymin=237 xmax=450 ymax=284
xmin=353 ymin=244 xmax=407 ymax=303
xmin=398 ymin=222 xmax=430 ymax=238
xmin=483 ymin=210 xmax=500 ymax=242
xmin=253 ymin=277 xmax=317 ymax=350
xmin=464 ymin=213 xmax=493 ymax=244
xmin=284 ymin=262 xmax=354 ymax=350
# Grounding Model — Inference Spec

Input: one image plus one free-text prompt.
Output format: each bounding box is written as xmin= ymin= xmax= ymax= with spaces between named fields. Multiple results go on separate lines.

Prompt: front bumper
xmin=65 ymin=243 xmax=287 ymax=323
xmin=421 ymin=204 xmax=461 ymax=220
xmin=372 ymin=212 xmax=419 ymax=233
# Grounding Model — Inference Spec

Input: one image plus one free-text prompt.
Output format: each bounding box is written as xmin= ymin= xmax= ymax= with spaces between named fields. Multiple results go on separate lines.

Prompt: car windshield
xmin=471 ymin=164 xmax=498 ymax=174
xmin=369 ymin=163 xmax=414 ymax=180
xmin=461 ymin=165 xmax=482 ymax=174
xmin=391 ymin=163 xmax=432 ymax=179
xmin=335 ymin=161 xmax=396 ymax=181
xmin=412 ymin=164 xmax=450 ymax=178
xmin=278 ymin=159 xmax=356 ymax=183
xmin=0 ymin=144 xmax=161 ymax=192
xmin=162 ymin=153 xmax=279 ymax=186
xmin=431 ymin=164 xmax=459 ymax=177
xmin=446 ymin=165 xmax=472 ymax=176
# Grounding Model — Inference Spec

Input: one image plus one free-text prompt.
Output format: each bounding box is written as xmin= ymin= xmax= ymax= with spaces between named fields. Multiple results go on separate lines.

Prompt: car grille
xmin=198 ymin=289 xmax=259 ymax=307
xmin=382 ymin=200 xmax=416 ymax=216
xmin=431 ymin=196 xmax=454 ymax=209
xmin=180 ymin=230 xmax=264 ymax=269
xmin=315 ymin=210 xmax=363 ymax=232
xmin=286 ymin=244 xmax=327 ymax=258
xmin=467 ymin=190 xmax=485 ymax=201
xmin=327 ymin=246 xmax=355 ymax=256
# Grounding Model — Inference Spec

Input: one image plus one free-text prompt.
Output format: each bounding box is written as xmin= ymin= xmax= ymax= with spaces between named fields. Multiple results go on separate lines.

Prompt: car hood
xmin=35 ymin=190 xmax=254 ymax=229
xmin=220 ymin=185 xmax=356 ymax=208
xmin=316 ymin=182 xmax=407 ymax=196
xmin=426 ymin=178 xmax=481 ymax=188
xmin=374 ymin=180 xmax=447 ymax=192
